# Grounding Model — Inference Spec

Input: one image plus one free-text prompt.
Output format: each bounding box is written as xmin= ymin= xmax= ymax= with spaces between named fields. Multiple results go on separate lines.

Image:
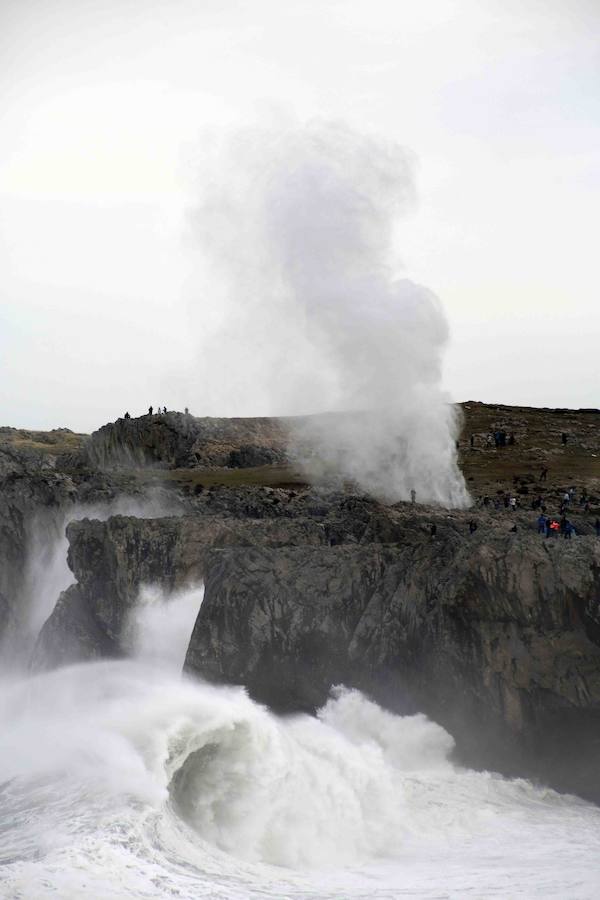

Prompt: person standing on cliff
xmin=537 ymin=514 xmax=547 ymax=534
xmin=148 ymin=406 xmax=153 ymax=415
xmin=411 ymin=489 xmax=416 ymax=504
xmin=560 ymin=514 xmax=567 ymax=535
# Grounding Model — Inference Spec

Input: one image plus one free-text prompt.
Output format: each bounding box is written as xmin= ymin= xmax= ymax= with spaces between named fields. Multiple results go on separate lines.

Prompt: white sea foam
xmin=0 ymin=644 xmax=599 ymax=899
xmin=1 ymin=556 xmax=598 ymax=898
xmin=0 ymin=544 xmax=600 ymax=900
xmin=125 ymin=583 xmax=205 ymax=670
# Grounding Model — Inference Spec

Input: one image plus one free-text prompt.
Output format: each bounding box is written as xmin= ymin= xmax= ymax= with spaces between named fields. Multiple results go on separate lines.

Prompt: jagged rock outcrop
xmin=85 ymin=413 xmax=290 ymax=470
xmin=31 ymin=490 xmax=403 ymax=665
xmin=0 ymin=468 xmax=79 ymax=647
xmin=0 ymin=435 xmax=164 ymax=652
xmin=184 ymin=531 xmax=600 ymax=798
xmin=32 ymin=510 xmax=331 ymax=666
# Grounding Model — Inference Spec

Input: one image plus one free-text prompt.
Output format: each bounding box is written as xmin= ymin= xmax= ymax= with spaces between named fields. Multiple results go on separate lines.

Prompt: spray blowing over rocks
xmin=186 ymin=119 xmax=468 ymax=507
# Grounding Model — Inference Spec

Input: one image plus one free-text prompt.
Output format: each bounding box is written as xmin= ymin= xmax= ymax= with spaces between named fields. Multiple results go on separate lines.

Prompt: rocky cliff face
xmin=4 ymin=405 xmax=600 ymax=804
xmin=32 ymin=505 xmax=330 ymax=666
xmin=33 ymin=491 xmax=600 ymax=800
xmin=186 ymin=535 xmax=600 ymax=795
xmin=0 ymin=457 xmax=79 ymax=649
xmin=85 ymin=413 xmax=290 ymax=469
xmin=0 ymin=431 xmax=171 ymax=656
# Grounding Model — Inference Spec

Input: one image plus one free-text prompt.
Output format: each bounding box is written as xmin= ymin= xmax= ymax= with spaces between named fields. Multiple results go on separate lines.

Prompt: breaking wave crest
xmin=1 ymin=587 xmax=599 ymax=898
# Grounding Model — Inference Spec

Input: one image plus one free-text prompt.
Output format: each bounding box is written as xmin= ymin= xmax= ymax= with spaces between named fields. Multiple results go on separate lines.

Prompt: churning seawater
xmin=1 ymin=585 xmax=599 ymax=899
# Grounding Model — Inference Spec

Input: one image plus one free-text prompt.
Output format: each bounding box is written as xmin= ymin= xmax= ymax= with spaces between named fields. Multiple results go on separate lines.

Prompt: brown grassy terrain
xmin=0 ymin=427 xmax=87 ymax=457
xmin=4 ymin=402 xmax=598 ymax=507
xmin=154 ymin=402 xmax=600 ymax=503
xmin=458 ymin=401 xmax=600 ymax=504
xmin=139 ymin=463 xmax=310 ymax=490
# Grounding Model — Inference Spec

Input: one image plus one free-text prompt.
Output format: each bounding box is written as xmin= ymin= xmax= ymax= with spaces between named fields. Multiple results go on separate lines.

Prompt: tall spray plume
xmin=189 ymin=119 xmax=468 ymax=507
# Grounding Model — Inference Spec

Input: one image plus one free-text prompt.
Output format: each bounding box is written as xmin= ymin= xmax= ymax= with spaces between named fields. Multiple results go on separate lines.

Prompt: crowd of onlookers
xmin=466 ymin=430 xmax=572 ymax=450
xmin=121 ymin=407 xmax=192 ymax=419
xmin=461 ymin=424 xmax=599 ymax=538
xmin=470 ymin=483 xmax=600 ymax=538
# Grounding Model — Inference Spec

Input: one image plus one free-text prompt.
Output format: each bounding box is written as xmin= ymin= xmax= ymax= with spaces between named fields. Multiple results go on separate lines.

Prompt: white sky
xmin=1 ymin=0 xmax=599 ymax=431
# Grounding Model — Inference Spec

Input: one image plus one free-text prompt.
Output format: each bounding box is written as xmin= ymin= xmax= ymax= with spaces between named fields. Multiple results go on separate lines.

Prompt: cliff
xmin=32 ymin=500 xmax=331 ymax=666
xmin=33 ymin=493 xmax=600 ymax=800
xmin=4 ymin=404 xmax=600 ymax=802
xmin=0 ymin=428 xmax=161 ymax=653
xmin=84 ymin=412 xmax=289 ymax=470
xmin=187 ymin=536 xmax=600 ymax=797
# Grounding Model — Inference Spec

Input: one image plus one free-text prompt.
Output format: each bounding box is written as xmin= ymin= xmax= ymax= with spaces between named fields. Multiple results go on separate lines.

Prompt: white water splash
xmin=126 ymin=583 xmax=205 ymax=670
xmin=0 ymin=662 xmax=598 ymax=899
xmin=1 ymin=526 xmax=597 ymax=897
xmin=0 ymin=490 xmax=182 ymax=673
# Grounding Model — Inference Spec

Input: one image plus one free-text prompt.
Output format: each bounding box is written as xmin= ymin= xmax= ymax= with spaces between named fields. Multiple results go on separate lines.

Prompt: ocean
xmin=1 ymin=585 xmax=598 ymax=899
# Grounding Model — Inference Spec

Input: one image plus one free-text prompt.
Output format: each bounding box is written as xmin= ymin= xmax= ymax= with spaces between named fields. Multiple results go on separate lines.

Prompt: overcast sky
xmin=1 ymin=0 xmax=599 ymax=432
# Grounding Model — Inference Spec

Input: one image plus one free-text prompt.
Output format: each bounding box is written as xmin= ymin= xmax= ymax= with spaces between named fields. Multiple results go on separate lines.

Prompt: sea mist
xmin=189 ymin=118 xmax=468 ymax=506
